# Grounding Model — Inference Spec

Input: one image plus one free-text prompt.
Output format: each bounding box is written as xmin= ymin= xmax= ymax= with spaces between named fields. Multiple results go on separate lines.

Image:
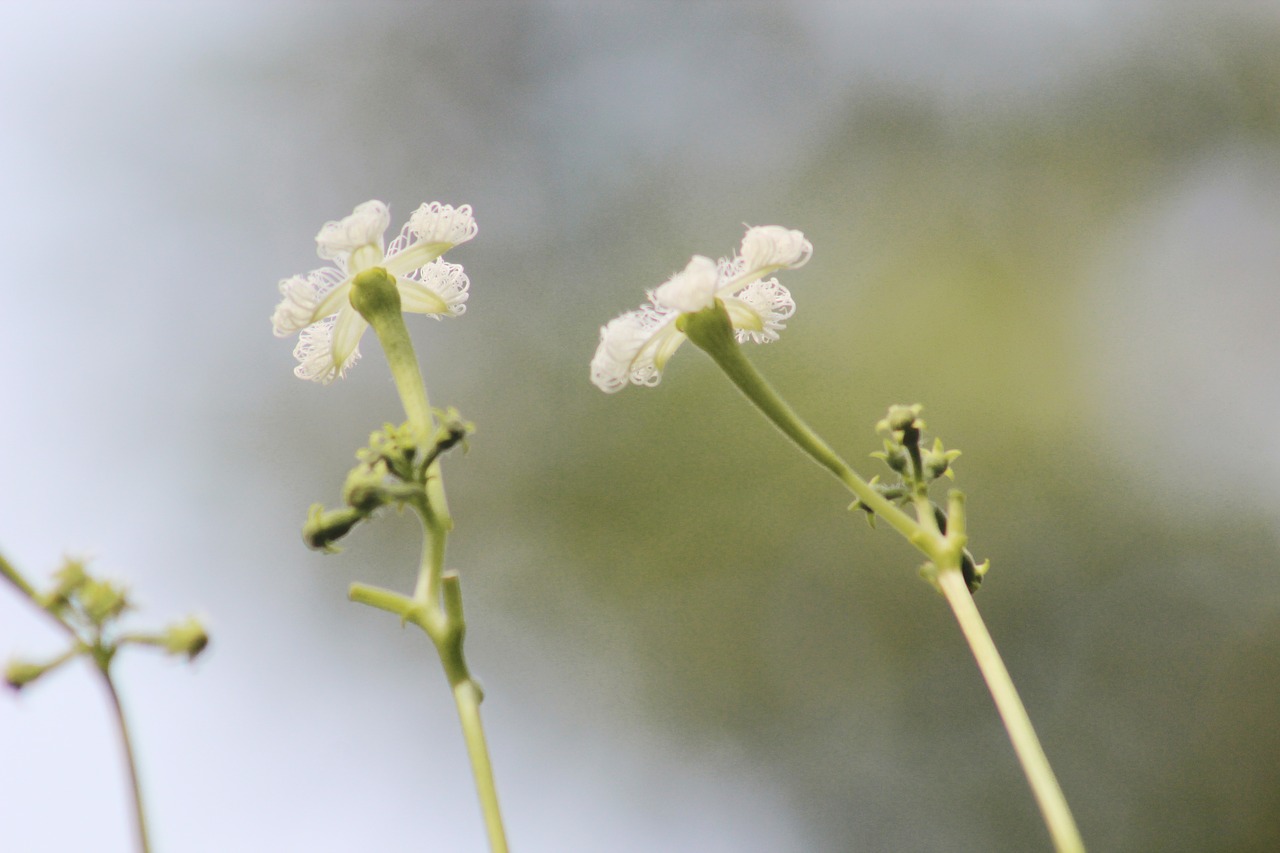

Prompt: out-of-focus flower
xmin=590 ymin=225 xmax=810 ymax=393
xmin=273 ymin=201 xmax=477 ymax=383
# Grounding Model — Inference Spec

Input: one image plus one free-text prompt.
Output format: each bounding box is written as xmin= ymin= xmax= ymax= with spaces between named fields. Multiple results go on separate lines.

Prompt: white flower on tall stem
xmin=272 ymin=200 xmax=478 ymax=383
xmin=590 ymin=225 xmax=811 ymax=393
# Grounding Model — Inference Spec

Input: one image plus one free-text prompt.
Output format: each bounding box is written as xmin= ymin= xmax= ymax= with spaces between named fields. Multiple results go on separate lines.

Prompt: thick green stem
xmin=98 ymin=667 xmax=152 ymax=853
xmin=935 ymin=567 xmax=1085 ymax=853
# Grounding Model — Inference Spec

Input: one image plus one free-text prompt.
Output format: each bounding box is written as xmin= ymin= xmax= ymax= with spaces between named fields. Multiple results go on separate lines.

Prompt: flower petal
xmin=408 ymin=202 xmax=478 ymax=247
xmin=272 ymin=267 xmax=346 ymax=335
xmin=384 ymin=203 xmax=478 ymax=275
xmin=653 ymin=255 xmax=719 ymax=313
xmin=329 ymin=306 xmax=369 ymax=374
xmin=398 ymin=260 xmax=469 ymax=317
xmin=739 ymin=225 xmax=812 ymax=275
xmin=590 ymin=304 xmax=681 ymax=393
xmin=316 ymin=200 xmax=390 ymax=261
xmin=293 ymin=316 xmax=362 ymax=384
xmin=725 ymin=278 xmax=796 ymax=344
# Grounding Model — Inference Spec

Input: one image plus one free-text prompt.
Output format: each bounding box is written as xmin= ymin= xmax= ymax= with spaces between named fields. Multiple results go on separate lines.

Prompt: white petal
xmin=329 ymin=306 xmax=369 ymax=374
xmin=272 ymin=275 xmax=318 ymax=336
xmin=590 ymin=304 xmax=681 ymax=393
xmin=292 ymin=316 xmax=362 ymax=384
xmin=739 ymin=225 xmax=812 ymax=276
xmin=653 ymin=255 xmax=720 ymax=313
xmin=315 ymin=200 xmax=391 ymax=261
xmin=398 ymin=260 xmax=469 ymax=317
xmin=726 ymin=278 xmax=796 ymax=344
xmin=407 ymin=202 xmax=478 ymax=247
xmin=272 ymin=267 xmax=346 ymax=335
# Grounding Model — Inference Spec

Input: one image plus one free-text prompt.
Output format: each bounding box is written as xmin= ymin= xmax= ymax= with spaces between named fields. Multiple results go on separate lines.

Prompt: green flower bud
xmin=871 ymin=440 xmax=909 ymax=474
xmin=877 ymin=403 xmax=924 ymax=435
xmin=79 ymin=579 xmax=130 ymax=625
xmin=302 ymin=504 xmax=366 ymax=553
xmin=161 ymin=617 xmax=210 ymax=661
xmin=5 ymin=659 xmax=48 ymax=690
xmin=38 ymin=559 xmax=89 ymax=612
xmin=343 ymin=461 xmax=392 ymax=512
xmin=922 ymin=437 xmax=961 ymax=481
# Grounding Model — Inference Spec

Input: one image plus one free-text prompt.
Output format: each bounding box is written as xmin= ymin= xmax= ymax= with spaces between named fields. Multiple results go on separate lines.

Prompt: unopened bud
xmin=79 ymin=579 xmax=130 ymax=625
xmin=5 ymin=659 xmax=48 ymax=690
xmin=161 ymin=617 xmax=210 ymax=661
xmin=302 ymin=504 xmax=365 ymax=553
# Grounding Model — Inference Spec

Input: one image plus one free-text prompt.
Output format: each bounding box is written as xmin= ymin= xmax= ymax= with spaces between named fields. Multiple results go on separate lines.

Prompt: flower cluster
xmin=590 ymin=225 xmax=811 ymax=393
xmin=272 ymin=200 xmax=477 ymax=383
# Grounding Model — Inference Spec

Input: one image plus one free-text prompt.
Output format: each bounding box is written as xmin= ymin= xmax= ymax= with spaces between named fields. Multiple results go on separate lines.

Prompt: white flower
xmin=272 ymin=200 xmax=477 ymax=383
xmin=590 ymin=225 xmax=809 ymax=393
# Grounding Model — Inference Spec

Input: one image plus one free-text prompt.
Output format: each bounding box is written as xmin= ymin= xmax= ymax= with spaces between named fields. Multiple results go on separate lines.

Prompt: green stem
xmin=0 ymin=551 xmax=38 ymax=599
xmin=682 ymin=303 xmax=1083 ymax=850
xmin=681 ymin=305 xmax=918 ymax=540
xmin=935 ymin=567 xmax=1085 ymax=853
xmin=98 ymin=666 xmax=152 ymax=853
xmin=453 ymin=680 xmax=508 ymax=853
xmin=348 ymin=267 xmax=507 ymax=851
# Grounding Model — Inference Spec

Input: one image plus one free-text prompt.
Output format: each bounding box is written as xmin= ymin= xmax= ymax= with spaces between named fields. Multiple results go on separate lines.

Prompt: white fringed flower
xmin=272 ymin=200 xmax=477 ymax=383
xmin=590 ymin=225 xmax=810 ymax=393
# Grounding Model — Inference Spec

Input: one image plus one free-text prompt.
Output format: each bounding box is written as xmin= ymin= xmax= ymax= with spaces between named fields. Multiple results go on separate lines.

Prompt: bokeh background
xmin=3 ymin=2 xmax=1280 ymax=850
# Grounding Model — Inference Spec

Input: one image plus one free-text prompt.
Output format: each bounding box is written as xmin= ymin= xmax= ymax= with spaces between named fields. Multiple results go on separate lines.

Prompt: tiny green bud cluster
xmin=302 ymin=412 xmax=475 ymax=553
xmin=857 ymin=405 xmax=988 ymax=592
xmin=4 ymin=557 xmax=209 ymax=692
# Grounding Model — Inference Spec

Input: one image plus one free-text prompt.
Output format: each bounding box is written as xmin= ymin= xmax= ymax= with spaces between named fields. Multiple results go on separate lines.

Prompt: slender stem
xmin=0 ymin=552 xmax=38 ymax=599
xmin=935 ymin=568 xmax=1085 ymax=853
xmin=681 ymin=305 xmax=918 ymax=540
xmin=683 ymin=303 xmax=1083 ymax=849
xmin=453 ymin=681 xmax=509 ymax=853
xmin=98 ymin=666 xmax=152 ymax=853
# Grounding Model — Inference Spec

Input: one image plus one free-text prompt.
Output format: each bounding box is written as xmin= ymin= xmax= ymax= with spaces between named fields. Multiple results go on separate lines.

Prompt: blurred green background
xmin=3 ymin=2 xmax=1280 ymax=850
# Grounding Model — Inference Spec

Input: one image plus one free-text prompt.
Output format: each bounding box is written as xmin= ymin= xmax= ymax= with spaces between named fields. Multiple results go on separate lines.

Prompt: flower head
xmin=273 ymin=200 xmax=477 ymax=383
xmin=590 ymin=225 xmax=810 ymax=393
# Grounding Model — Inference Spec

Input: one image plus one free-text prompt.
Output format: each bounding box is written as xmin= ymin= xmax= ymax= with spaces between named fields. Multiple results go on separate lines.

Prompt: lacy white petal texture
xmin=653 ymin=255 xmax=719 ymax=313
xmin=739 ymin=225 xmax=812 ymax=275
xmin=315 ymin=200 xmax=391 ymax=260
xmin=408 ymin=203 xmax=479 ymax=247
xmin=274 ymin=200 xmax=475 ymax=382
xmin=590 ymin=223 xmax=810 ymax=392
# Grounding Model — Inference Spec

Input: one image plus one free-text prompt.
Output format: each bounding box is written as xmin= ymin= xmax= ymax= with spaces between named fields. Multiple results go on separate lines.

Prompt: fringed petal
xmin=293 ymin=316 xmax=361 ymax=384
xmin=653 ymin=255 xmax=719 ymax=313
xmin=315 ymin=200 xmax=390 ymax=261
xmin=590 ymin=304 xmax=681 ymax=393
xmin=399 ymin=260 xmax=469 ymax=317
xmin=726 ymin=278 xmax=796 ymax=344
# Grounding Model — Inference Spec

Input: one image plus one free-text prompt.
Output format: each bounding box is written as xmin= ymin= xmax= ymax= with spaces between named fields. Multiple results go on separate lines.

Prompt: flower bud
xmin=79 ymin=579 xmax=130 ymax=625
xmin=161 ymin=617 xmax=210 ymax=661
xmin=302 ymin=504 xmax=366 ymax=553
xmin=5 ymin=659 xmax=48 ymax=690
xmin=343 ymin=461 xmax=392 ymax=512
xmin=38 ymin=559 xmax=89 ymax=612
xmin=877 ymin=403 xmax=924 ymax=435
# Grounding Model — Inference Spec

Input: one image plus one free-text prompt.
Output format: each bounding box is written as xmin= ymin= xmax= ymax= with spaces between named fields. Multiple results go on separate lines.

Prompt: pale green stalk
xmin=347 ymin=269 xmax=508 ymax=853
xmin=2 ymin=552 xmax=153 ymax=853
xmin=98 ymin=666 xmax=152 ymax=853
xmin=681 ymin=302 xmax=1084 ymax=853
